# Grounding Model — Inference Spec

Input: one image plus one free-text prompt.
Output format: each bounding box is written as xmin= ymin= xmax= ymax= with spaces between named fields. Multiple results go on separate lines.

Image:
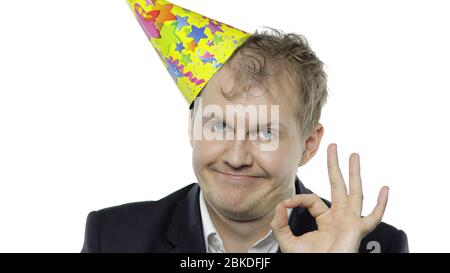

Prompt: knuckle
xmin=350 ymin=193 xmax=363 ymax=200
xmin=310 ymin=193 xmax=319 ymax=200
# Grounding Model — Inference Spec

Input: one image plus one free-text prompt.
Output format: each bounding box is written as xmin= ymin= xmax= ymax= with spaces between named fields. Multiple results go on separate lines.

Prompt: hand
xmin=270 ymin=143 xmax=389 ymax=253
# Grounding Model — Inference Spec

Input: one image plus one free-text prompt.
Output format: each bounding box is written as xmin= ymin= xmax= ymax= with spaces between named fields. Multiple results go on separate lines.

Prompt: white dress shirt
xmin=199 ymin=188 xmax=295 ymax=253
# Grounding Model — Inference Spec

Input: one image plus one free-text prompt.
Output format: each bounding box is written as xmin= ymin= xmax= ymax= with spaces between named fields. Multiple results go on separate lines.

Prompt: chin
xmin=217 ymin=202 xmax=261 ymax=221
xmin=206 ymin=189 xmax=267 ymax=221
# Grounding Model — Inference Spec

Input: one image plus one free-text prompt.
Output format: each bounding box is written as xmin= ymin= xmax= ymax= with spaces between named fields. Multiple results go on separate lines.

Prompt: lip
xmin=214 ymin=170 xmax=262 ymax=182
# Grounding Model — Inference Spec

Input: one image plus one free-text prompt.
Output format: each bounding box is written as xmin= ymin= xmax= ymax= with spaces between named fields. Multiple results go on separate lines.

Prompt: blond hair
xmin=191 ymin=27 xmax=328 ymax=139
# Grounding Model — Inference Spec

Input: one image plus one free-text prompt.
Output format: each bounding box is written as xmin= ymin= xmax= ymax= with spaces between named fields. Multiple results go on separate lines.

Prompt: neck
xmin=205 ymin=201 xmax=275 ymax=252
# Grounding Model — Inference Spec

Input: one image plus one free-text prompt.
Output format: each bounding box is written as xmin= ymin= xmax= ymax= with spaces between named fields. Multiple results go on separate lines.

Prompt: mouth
xmin=213 ymin=169 xmax=263 ymax=183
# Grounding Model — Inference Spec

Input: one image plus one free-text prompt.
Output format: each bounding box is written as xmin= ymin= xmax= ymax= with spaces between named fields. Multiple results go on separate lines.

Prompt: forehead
xmin=200 ymin=64 xmax=298 ymax=116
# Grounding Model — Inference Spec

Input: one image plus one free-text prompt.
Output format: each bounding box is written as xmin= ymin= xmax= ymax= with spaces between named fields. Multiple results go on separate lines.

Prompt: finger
xmin=270 ymin=201 xmax=294 ymax=249
xmin=362 ymin=186 xmax=389 ymax=232
xmin=327 ymin=143 xmax=348 ymax=205
xmin=284 ymin=194 xmax=329 ymax=218
xmin=349 ymin=153 xmax=363 ymax=214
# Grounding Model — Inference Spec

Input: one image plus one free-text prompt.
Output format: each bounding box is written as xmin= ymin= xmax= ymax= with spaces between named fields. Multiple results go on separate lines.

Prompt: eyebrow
xmin=202 ymin=112 xmax=223 ymax=121
xmin=202 ymin=115 xmax=287 ymax=131
xmin=258 ymin=121 xmax=287 ymax=131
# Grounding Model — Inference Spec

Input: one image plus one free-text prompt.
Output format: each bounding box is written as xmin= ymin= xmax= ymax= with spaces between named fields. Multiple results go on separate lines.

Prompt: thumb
xmin=270 ymin=201 xmax=294 ymax=251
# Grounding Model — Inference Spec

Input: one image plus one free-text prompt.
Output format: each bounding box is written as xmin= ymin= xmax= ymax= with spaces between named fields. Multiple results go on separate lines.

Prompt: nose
xmin=221 ymin=140 xmax=253 ymax=169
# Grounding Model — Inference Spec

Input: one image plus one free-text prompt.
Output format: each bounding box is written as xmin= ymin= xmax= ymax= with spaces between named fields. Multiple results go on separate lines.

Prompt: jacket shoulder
xmin=359 ymin=222 xmax=409 ymax=253
xmin=81 ymin=183 xmax=197 ymax=253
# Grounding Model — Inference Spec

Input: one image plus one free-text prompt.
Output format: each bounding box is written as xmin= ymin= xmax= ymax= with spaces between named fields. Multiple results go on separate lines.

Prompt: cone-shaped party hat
xmin=126 ymin=0 xmax=251 ymax=105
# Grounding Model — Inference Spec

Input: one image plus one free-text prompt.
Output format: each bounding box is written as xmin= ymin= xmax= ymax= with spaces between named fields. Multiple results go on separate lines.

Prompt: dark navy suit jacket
xmin=81 ymin=177 xmax=409 ymax=253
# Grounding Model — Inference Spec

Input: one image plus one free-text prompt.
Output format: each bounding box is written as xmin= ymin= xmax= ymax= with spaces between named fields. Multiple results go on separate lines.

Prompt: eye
xmin=258 ymin=128 xmax=273 ymax=141
xmin=212 ymin=121 xmax=226 ymax=131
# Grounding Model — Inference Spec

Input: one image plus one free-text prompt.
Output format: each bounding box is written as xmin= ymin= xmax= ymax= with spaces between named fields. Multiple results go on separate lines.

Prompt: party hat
xmin=126 ymin=0 xmax=251 ymax=106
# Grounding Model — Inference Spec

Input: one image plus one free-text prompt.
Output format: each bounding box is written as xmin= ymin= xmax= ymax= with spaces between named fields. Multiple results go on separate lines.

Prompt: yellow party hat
xmin=126 ymin=0 xmax=251 ymax=106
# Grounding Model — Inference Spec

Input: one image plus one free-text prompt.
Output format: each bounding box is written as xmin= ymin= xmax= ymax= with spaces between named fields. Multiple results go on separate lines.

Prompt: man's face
xmin=189 ymin=64 xmax=305 ymax=222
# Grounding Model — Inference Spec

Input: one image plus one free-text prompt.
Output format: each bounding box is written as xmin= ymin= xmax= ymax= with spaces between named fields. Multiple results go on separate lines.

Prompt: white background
xmin=0 ymin=0 xmax=449 ymax=252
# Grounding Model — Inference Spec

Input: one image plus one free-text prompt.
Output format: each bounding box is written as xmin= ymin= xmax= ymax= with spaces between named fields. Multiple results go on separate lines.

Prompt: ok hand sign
xmin=271 ymin=144 xmax=389 ymax=253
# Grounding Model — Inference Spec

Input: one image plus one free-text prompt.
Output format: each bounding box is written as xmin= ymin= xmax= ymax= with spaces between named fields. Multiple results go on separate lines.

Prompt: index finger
xmin=270 ymin=201 xmax=295 ymax=249
xmin=284 ymin=194 xmax=329 ymax=218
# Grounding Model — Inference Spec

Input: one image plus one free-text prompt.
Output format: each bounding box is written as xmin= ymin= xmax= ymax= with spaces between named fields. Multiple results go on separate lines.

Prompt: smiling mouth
xmin=213 ymin=169 xmax=263 ymax=182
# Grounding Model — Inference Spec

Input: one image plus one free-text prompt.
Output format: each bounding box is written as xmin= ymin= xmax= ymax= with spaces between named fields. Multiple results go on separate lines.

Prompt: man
xmin=81 ymin=0 xmax=408 ymax=253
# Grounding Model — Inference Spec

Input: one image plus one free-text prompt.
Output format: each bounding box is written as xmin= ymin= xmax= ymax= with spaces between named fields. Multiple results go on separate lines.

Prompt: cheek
xmin=192 ymin=140 xmax=223 ymax=171
xmin=258 ymin=145 xmax=299 ymax=179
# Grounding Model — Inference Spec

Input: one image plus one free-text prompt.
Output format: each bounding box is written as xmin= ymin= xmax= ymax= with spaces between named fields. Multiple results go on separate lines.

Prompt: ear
xmin=298 ymin=123 xmax=324 ymax=167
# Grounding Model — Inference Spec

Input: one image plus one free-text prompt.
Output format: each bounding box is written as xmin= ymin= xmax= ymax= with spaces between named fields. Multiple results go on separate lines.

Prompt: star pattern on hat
xmin=188 ymin=25 xmax=208 ymax=44
xmin=213 ymin=34 xmax=223 ymax=45
xmin=181 ymin=53 xmax=192 ymax=65
xmin=186 ymin=39 xmax=198 ymax=52
xmin=206 ymin=20 xmax=223 ymax=35
xmin=153 ymin=2 xmax=176 ymax=25
xmin=158 ymin=21 xmax=181 ymax=54
xmin=175 ymin=15 xmax=190 ymax=31
xmin=199 ymin=51 xmax=217 ymax=64
xmin=175 ymin=42 xmax=185 ymax=53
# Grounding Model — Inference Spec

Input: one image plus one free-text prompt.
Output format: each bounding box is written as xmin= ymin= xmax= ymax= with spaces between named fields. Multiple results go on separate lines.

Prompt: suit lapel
xmin=165 ymin=183 xmax=206 ymax=253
